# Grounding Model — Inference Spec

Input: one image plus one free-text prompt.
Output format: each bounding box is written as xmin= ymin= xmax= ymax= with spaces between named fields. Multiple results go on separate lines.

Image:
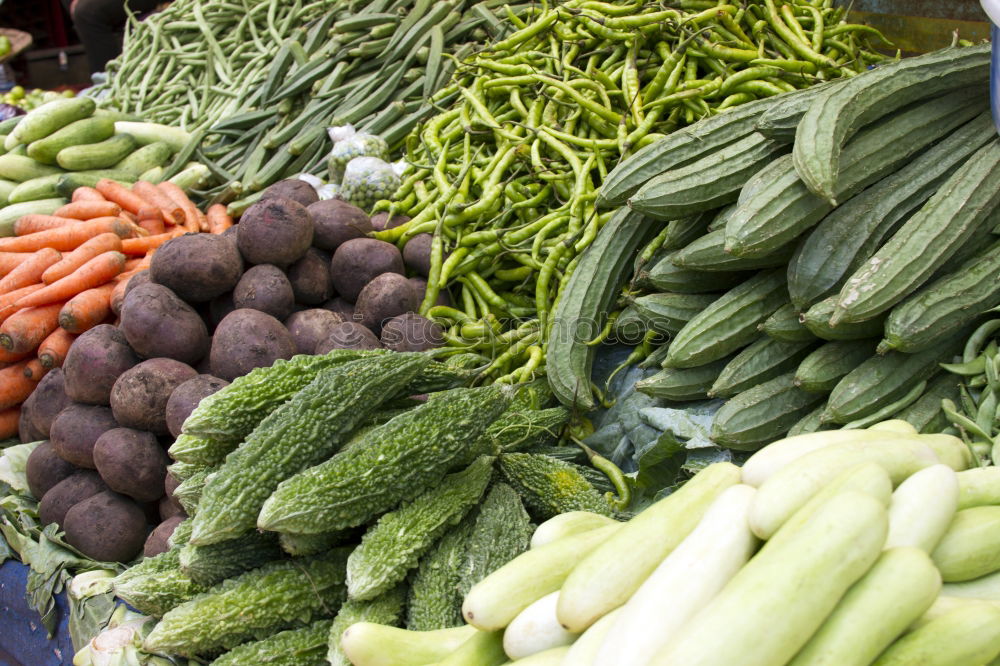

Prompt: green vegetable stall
xmin=3 ymin=0 xmax=1000 ymax=664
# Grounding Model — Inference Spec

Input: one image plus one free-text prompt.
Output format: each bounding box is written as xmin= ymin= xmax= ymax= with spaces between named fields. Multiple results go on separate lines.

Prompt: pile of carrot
xmin=0 ymin=178 xmax=233 ymax=438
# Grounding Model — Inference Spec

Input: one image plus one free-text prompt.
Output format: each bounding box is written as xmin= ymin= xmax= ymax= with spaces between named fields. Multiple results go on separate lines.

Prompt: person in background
xmin=62 ymin=0 xmax=164 ymax=74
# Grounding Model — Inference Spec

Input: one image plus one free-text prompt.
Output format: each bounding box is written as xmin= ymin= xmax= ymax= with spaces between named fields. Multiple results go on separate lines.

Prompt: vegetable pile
xmin=546 ymin=44 xmax=999 ymax=443
xmin=345 ymin=421 xmax=1000 ymax=666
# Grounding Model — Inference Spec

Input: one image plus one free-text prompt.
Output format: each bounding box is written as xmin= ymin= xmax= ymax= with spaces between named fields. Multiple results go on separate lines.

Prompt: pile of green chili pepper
xmin=941 ymin=318 xmax=1000 ymax=467
xmin=376 ymin=0 xmax=887 ymax=383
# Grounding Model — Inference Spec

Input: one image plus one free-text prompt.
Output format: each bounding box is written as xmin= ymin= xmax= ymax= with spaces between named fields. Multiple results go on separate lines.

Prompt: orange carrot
xmin=121 ymin=227 xmax=185 ymax=255
xmin=120 ymin=210 xmax=139 ymax=224
xmin=0 ymin=248 xmax=61 ymax=295
xmin=0 ymin=218 xmax=134 ymax=253
xmin=207 ymin=204 xmax=234 ymax=234
xmin=0 ymin=362 xmax=39 ymax=410
xmin=0 ymin=406 xmax=20 ymax=438
xmin=72 ymin=186 xmax=107 ymax=203
xmin=132 ymin=181 xmax=182 ymax=226
xmin=59 ymin=283 xmax=115 ymax=334
xmin=0 ymin=252 xmax=31 ymax=278
xmin=0 ymin=302 xmax=64 ymax=354
xmin=157 ymin=181 xmax=202 ymax=232
xmin=0 ymin=347 xmax=30 ymax=364
xmin=13 ymin=215 xmax=86 ymax=236
xmin=37 ymin=327 xmax=74 ymax=368
xmin=53 ymin=200 xmax=122 ymax=220
xmin=41 ymin=233 xmax=123 ymax=285
xmin=15 ymin=251 xmax=126 ymax=309
xmin=95 ymin=179 xmax=152 ymax=215
xmin=23 ymin=358 xmax=49 ymax=381
xmin=0 ymin=284 xmax=45 ymax=324
xmin=137 ymin=206 xmax=166 ymax=235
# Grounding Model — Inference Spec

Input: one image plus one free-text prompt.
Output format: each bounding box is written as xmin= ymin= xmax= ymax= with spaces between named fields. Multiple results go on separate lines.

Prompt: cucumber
xmin=786 ymin=404 xmax=832 ymax=436
xmin=508 ymin=647 xmax=569 ymax=664
xmin=461 ymin=523 xmax=621 ymax=632
xmin=56 ymin=133 xmax=139 ymax=171
xmin=872 ymin=603 xmax=1000 ymax=666
xmin=801 ymin=296 xmax=886 ymax=341
xmin=932 ymin=506 xmax=1000 ymax=582
xmin=885 ymin=464 xmax=959 ymax=553
xmin=635 ymin=356 xmax=734 ymax=402
xmin=674 ymin=228 xmax=796 ymax=272
xmin=528 ymin=511 xmax=618 ymax=549
xmin=629 ymin=292 xmax=718 ymax=336
xmin=555 ymin=462 xmax=741 ymax=633
xmin=709 ymin=337 xmax=815 ymax=399
xmin=760 ymin=303 xmax=815 ymax=342
xmin=54 ymin=170 xmax=135 ymax=197
xmin=547 ymin=208 xmax=657 ymax=410
xmin=114 ymin=121 xmax=192 ymax=153
xmin=4 ymin=97 xmax=97 ymax=150
xmin=0 ymin=154 xmax=63 ymax=182
xmin=793 ymin=43 xmax=991 ymax=203
xmin=727 ymin=90 xmax=987 ymax=259
xmin=823 ymin=337 xmax=964 ymax=425
xmin=655 ymin=491 xmax=887 ymax=666
xmin=25 ymin=116 xmax=116 ymax=165
xmin=594 ymin=485 xmax=758 ymax=666
xmin=917 ymin=433 xmax=973 ymax=473
xmin=113 ymin=141 xmax=174 ymax=177
xmin=957 ymin=467 xmax=1000 ymax=510
xmin=628 ymin=132 xmax=788 ymax=220
xmin=439 ymin=629 xmax=506 ymax=666
xmin=942 ymin=570 xmax=1000 ymax=600
xmin=641 ymin=252 xmax=750 ymax=293
xmin=748 ymin=436 xmax=938 ymax=540
xmin=833 ymin=138 xmax=1000 ymax=325
xmin=664 ymin=270 xmax=789 ymax=369
xmin=7 ymin=173 xmax=64 ymax=204
xmin=868 ymin=419 xmax=919 ymax=434
xmin=787 ymin=111 xmax=997 ymax=310
xmin=562 ymin=609 xmax=621 ymax=665
xmin=741 ymin=429 xmax=906 ymax=487
xmin=597 ymin=96 xmax=775 ymax=207
xmin=881 ymin=240 xmax=1000 ymax=353
xmin=503 ymin=592 xmax=576 ymax=660
xmin=787 ymin=547 xmax=942 ymax=666
xmin=138 ymin=165 xmax=165 ymax=183
xmin=168 ymin=162 xmax=211 ymax=191
xmin=0 ymin=198 xmax=68 ymax=236
xmin=0 ymin=117 xmax=22 ymax=134
xmin=709 ymin=373 xmax=826 ymax=449
xmin=340 ymin=623 xmax=478 ymax=666
xmin=0 ymin=178 xmax=19 ymax=206
xmin=794 ymin=340 xmax=877 ymax=393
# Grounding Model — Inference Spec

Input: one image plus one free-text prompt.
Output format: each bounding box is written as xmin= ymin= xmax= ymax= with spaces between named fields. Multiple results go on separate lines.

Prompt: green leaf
xmin=0 ymin=440 xmax=43 ymax=495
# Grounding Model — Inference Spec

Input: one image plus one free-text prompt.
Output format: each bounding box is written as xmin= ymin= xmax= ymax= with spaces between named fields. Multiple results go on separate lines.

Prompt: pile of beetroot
xmin=18 ymin=178 xmax=448 ymax=563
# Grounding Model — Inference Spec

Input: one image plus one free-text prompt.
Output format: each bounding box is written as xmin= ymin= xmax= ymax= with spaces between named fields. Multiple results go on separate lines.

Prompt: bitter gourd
xmin=168 ymin=434 xmax=225 ymax=468
xmin=112 ymin=549 xmax=206 ymax=617
xmin=179 ymin=530 xmax=283 ymax=587
xmin=407 ymin=518 xmax=475 ymax=631
xmin=143 ymin=548 xmax=351 ymax=658
xmin=210 ymin=619 xmax=332 ymax=666
xmin=278 ymin=530 xmax=355 ymax=557
xmin=457 ymin=482 xmax=533 ymax=599
xmin=172 ymin=468 xmax=212 ymax=517
xmin=168 ymin=517 xmax=193 ymax=548
xmin=327 ymin=585 xmax=407 ymax=666
xmin=345 ymin=456 xmax=494 ymax=601
xmin=499 ymin=452 xmax=613 ymax=520
xmin=190 ymin=354 xmax=430 ymax=545
xmin=258 ymin=384 xmax=512 ymax=535
xmin=478 ymin=406 xmax=570 ymax=454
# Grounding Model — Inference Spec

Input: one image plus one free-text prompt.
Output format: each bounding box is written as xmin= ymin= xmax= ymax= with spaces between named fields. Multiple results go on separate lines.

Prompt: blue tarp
xmin=0 ymin=560 xmax=74 ymax=666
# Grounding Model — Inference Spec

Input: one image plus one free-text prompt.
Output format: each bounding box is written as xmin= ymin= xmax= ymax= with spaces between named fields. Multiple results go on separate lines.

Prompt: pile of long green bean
xmin=377 ymin=0 xmax=886 ymax=383
xmin=941 ymin=319 xmax=1000 ymax=466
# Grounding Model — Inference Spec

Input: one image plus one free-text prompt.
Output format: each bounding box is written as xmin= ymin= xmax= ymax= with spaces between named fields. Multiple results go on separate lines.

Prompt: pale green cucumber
xmin=437 ymin=630 xmax=506 ymax=666
xmin=942 ymin=570 xmax=1000 ymax=601
xmin=503 ymin=592 xmax=577 ymax=660
xmin=884 ymin=464 xmax=959 ymax=553
xmin=931 ymin=506 xmax=1000 ymax=582
xmin=653 ymin=491 xmax=887 ymax=666
xmin=340 ymin=623 xmax=478 ymax=666
xmin=0 ymin=198 xmax=67 ymax=236
xmin=787 ymin=547 xmax=941 ymax=666
xmin=462 ymin=524 xmax=621 ymax=632
xmin=506 ymin=646 xmax=570 ymax=664
xmin=872 ymin=603 xmax=1000 ymax=666
xmin=5 ymin=97 xmax=96 ymax=150
xmin=561 ymin=608 xmax=621 ymax=665
xmin=555 ymin=462 xmax=741 ymax=633
xmin=957 ymin=467 xmax=1000 ymax=509
xmin=528 ymin=511 xmax=618 ymax=549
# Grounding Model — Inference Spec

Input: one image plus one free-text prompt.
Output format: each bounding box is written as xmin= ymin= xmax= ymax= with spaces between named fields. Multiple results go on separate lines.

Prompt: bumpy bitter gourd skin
xmin=499 ymin=452 xmax=612 ymax=520
xmin=257 ymin=384 xmax=512 ymax=535
xmin=190 ymin=354 xmax=430 ymax=545
xmin=210 ymin=619 xmax=333 ymax=666
xmin=407 ymin=517 xmax=474 ymax=631
xmin=179 ymin=530 xmax=283 ymax=587
xmin=143 ymin=548 xmax=351 ymax=658
xmin=479 ymin=406 xmax=569 ymax=454
xmin=346 ymin=456 xmax=494 ymax=601
xmin=327 ymin=585 xmax=407 ymax=666
xmin=112 ymin=549 xmax=206 ymax=618
xmin=457 ymin=482 xmax=533 ymax=598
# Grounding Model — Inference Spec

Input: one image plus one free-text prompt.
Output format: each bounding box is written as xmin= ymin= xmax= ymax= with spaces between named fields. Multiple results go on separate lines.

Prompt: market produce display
xmin=340 ymin=422 xmax=1000 ymax=666
xmin=1 ymin=0 xmax=999 ymax=663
